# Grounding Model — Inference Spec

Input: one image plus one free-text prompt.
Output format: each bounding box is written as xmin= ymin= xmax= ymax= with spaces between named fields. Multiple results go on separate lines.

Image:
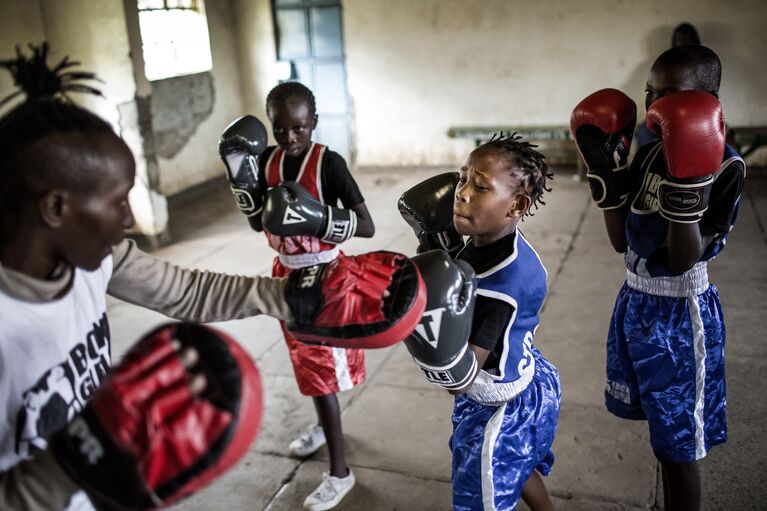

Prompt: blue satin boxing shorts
xmin=605 ymin=282 xmax=727 ymax=462
xmin=450 ymin=349 xmax=561 ymax=510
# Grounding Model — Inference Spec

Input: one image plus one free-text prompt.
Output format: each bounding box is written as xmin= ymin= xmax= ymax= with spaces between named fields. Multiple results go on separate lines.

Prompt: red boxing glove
xmin=51 ymin=323 xmax=263 ymax=510
xmin=285 ymin=251 xmax=427 ymax=349
xmin=646 ymin=90 xmax=726 ymax=223
xmin=570 ymin=88 xmax=637 ymax=209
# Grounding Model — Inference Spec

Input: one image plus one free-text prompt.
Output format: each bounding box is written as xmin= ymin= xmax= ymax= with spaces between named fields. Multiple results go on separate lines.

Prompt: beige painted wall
xmin=153 ymin=0 xmax=245 ymax=196
xmin=232 ymin=0 xmax=281 ymax=125
xmin=342 ymin=0 xmax=767 ymax=166
xmin=0 ymin=0 xmax=170 ymax=236
xmin=2 ymin=0 xmax=766 ymax=200
xmin=0 ymin=2 xmax=45 ymax=98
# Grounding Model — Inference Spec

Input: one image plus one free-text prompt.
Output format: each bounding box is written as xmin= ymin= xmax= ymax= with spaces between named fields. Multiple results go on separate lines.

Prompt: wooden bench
xmin=727 ymin=126 xmax=767 ymax=159
xmin=447 ymin=125 xmax=582 ymax=170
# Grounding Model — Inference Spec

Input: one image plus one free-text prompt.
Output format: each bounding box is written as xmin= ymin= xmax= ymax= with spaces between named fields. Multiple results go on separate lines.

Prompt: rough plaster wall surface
xmin=342 ymin=0 xmax=767 ymax=166
xmin=38 ymin=0 xmax=136 ymax=127
xmin=233 ymin=0 xmax=281 ymax=129
xmin=155 ymin=0 xmax=247 ymax=196
xmin=151 ymin=72 xmax=215 ymax=159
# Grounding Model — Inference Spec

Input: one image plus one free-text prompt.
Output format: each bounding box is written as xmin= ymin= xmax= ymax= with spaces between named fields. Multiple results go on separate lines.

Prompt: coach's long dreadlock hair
xmin=480 ymin=132 xmax=553 ymax=217
xmin=265 ymin=81 xmax=317 ymax=118
xmin=0 ymin=43 xmax=112 ymax=222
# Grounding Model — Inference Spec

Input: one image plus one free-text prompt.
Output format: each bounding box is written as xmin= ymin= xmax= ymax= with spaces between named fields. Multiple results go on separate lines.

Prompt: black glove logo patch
xmin=411 ymin=307 xmax=445 ymax=348
xmin=283 ymin=206 xmax=307 ymax=225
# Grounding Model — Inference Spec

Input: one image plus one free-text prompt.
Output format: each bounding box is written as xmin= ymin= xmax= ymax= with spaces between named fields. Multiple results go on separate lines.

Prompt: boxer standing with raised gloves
xmin=399 ymin=135 xmax=561 ymax=511
xmin=571 ymin=45 xmax=745 ymax=511
xmin=220 ymin=81 xmax=374 ymax=511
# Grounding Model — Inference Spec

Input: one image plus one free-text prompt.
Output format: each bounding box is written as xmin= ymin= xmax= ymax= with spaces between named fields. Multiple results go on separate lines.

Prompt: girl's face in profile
xmin=453 ymin=147 xmax=528 ymax=246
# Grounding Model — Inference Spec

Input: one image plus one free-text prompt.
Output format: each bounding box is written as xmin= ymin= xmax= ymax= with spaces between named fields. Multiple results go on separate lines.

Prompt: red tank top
xmin=264 ymin=143 xmax=336 ymax=255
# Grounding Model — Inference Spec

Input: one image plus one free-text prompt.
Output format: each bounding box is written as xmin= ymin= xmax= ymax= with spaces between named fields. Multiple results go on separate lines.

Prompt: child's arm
xmin=571 ymin=89 xmax=636 ymax=254
xmin=327 ymin=150 xmax=375 ymax=238
xmin=350 ymin=202 xmax=375 ymax=237
xmin=648 ymin=91 xmax=727 ymax=272
xmin=448 ymin=344 xmax=490 ymax=395
xmin=602 ymin=206 xmax=629 ymax=253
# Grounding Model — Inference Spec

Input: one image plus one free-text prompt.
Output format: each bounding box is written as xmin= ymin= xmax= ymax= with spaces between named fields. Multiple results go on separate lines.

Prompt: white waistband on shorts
xmin=279 ymin=247 xmax=340 ymax=269
xmin=626 ymin=262 xmax=709 ymax=297
xmin=465 ymin=364 xmax=535 ymax=406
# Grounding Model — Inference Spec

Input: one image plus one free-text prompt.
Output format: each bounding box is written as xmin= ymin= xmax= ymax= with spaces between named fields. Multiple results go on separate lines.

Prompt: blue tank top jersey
xmin=625 ymin=141 xmax=745 ymax=277
xmin=475 ymin=230 xmax=547 ymax=389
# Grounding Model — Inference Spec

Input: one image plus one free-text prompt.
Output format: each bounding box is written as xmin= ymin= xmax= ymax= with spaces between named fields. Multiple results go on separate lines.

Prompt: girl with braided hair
xmin=0 ymin=44 xmax=295 ymax=510
xmin=449 ymin=133 xmax=560 ymax=511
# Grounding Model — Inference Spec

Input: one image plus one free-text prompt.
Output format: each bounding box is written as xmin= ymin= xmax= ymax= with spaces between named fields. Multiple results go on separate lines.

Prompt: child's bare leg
xmin=313 ymin=394 xmax=347 ymax=477
xmin=521 ymin=470 xmax=555 ymax=511
xmin=656 ymin=454 xmax=700 ymax=511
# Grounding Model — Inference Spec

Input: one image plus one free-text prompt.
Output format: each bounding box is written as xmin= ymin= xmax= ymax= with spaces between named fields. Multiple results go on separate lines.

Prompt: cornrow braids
xmin=480 ymin=132 xmax=553 ymax=217
xmin=265 ymin=81 xmax=317 ymax=117
xmin=0 ymin=43 xmax=114 ymax=216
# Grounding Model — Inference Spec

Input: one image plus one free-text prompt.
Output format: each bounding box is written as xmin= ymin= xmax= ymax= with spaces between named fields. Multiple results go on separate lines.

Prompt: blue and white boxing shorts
xmin=605 ymin=264 xmax=727 ymax=462
xmin=450 ymin=348 xmax=560 ymax=510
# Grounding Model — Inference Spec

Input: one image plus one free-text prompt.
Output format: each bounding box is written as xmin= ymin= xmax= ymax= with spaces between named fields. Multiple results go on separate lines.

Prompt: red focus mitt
xmin=51 ymin=322 xmax=262 ymax=510
xmin=285 ymin=251 xmax=427 ymax=348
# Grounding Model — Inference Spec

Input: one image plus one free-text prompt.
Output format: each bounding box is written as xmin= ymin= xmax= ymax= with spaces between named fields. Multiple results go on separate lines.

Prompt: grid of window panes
xmin=138 ymin=0 xmax=198 ymax=11
xmin=272 ymin=0 xmax=352 ymax=161
xmin=137 ymin=0 xmax=211 ymax=80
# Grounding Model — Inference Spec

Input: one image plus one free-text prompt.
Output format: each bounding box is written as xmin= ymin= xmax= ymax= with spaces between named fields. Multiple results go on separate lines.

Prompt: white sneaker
xmin=289 ymin=424 xmax=326 ymax=457
xmin=303 ymin=470 xmax=356 ymax=511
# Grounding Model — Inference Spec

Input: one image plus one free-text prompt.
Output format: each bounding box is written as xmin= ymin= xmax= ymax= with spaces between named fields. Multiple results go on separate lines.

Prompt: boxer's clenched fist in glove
xmin=262 ymin=181 xmax=358 ymax=244
xmin=51 ymin=323 xmax=262 ymax=510
xmin=219 ymin=115 xmax=268 ymax=228
xmin=403 ymin=250 xmax=479 ymax=392
xmin=398 ymin=172 xmax=465 ymax=258
xmin=570 ymin=88 xmax=637 ymax=209
xmin=647 ymin=90 xmax=726 ymax=223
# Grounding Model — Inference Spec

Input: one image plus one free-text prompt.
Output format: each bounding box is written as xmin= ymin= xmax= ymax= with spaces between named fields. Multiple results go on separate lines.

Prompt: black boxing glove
xmin=403 ymin=250 xmax=479 ymax=391
xmin=262 ymin=181 xmax=358 ymax=244
xmin=219 ymin=115 xmax=268 ymax=227
xmin=398 ymin=172 xmax=464 ymax=258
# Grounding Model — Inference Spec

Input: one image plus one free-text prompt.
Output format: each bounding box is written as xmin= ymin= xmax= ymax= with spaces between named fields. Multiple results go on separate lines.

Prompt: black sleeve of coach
xmin=321 ymin=150 xmax=365 ymax=208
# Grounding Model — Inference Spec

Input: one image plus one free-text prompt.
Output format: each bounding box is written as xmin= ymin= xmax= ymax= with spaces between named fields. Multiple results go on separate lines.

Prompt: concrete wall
xmin=2 ymin=0 xmax=765 ymax=205
xmin=342 ymin=0 xmax=767 ymax=167
xmin=152 ymin=0 xmax=247 ymax=196
xmin=232 ymin=0 xmax=282 ymax=126
xmin=0 ymin=0 xmax=169 ymax=237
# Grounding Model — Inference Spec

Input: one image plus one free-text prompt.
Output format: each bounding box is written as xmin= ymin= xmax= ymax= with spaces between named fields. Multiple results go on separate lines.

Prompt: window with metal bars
xmin=137 ymin=0 xmax=212 ymax=80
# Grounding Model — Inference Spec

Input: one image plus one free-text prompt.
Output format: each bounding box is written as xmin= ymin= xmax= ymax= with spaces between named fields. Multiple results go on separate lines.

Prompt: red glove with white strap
xmin=51 ymin=323 xmax=262 ymax=510
xmin=647 ymin=90 xmax=726 ymax=223
xmin=570 ymin=88 xmax=637 ymax=209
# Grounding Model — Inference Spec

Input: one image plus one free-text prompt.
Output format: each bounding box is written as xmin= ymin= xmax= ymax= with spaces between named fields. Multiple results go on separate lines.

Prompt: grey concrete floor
xmin=110 ymin=167 xmax=767 ymax=511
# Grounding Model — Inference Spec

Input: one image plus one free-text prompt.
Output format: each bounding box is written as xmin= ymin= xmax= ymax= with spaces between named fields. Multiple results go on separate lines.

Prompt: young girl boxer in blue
xmin=399 ymin=134 xmax=560 ymax=510
xmin=572 ymin=45 xmax=745 ymax=511
xmin=449 ymin=135 xmax=560 ymax=511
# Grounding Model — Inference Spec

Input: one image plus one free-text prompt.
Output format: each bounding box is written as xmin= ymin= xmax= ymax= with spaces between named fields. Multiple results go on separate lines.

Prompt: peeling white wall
xmin=153 ymin=0 xmax=246 ymax=196
xmin=342 ymin=0 xmax=767 ymax=166
xmin=232 ymin=0 xmax=281 ymax=127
